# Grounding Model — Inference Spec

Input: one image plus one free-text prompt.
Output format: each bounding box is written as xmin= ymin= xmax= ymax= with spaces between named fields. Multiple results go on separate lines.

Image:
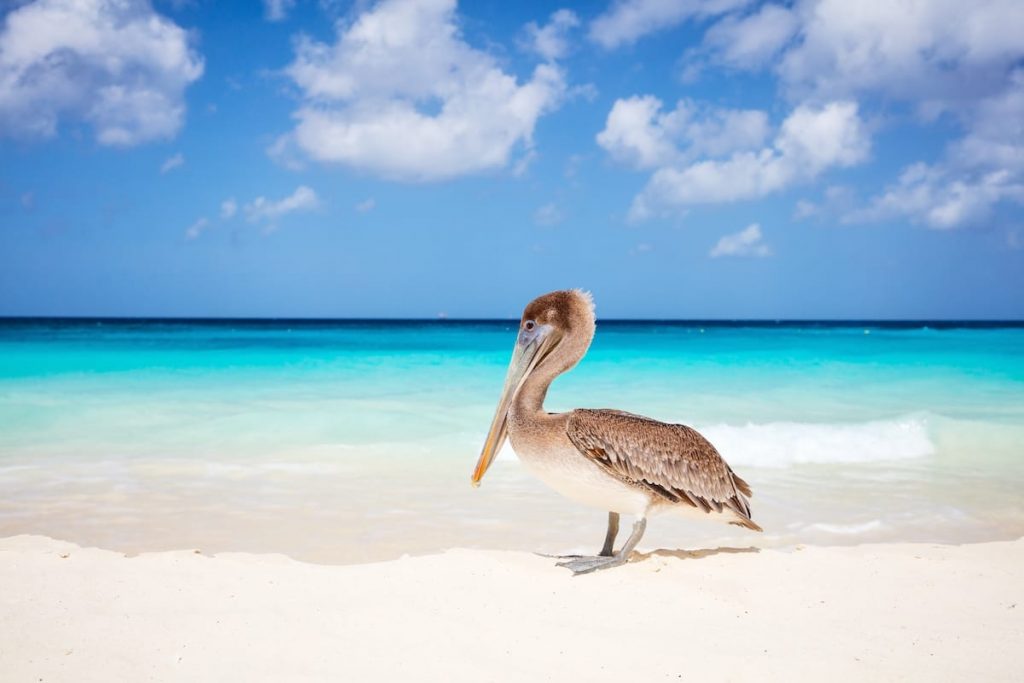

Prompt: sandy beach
xmin=1 ymin=535 xmax=1021 ymax=682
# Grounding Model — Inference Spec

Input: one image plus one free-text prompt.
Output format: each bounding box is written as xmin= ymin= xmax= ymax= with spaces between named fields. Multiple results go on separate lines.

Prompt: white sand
xmin=1 ymin=535 xmax=1021 ymax=682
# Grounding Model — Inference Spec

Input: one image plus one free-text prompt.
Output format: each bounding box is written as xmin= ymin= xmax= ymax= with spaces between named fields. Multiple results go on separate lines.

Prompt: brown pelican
xmin=471 ymin=289 xmax=761 ymax=574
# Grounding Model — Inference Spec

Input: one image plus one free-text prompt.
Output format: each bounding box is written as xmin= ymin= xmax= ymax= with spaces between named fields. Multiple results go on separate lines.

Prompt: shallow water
xmin=1 ymin=319 xmax=1022 ymax=563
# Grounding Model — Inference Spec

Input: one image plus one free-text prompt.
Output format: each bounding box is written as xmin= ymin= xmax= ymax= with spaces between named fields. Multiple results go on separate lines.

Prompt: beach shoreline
xmin=4 ymin=320 xmax=1023 ymax=562
xmin=2 ymin=534 xmax=1020 ymax=682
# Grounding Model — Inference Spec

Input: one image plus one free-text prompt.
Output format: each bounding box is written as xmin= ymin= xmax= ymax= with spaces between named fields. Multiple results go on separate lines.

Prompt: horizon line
xmin=1 ymin=315 xmax=1023 ymax=326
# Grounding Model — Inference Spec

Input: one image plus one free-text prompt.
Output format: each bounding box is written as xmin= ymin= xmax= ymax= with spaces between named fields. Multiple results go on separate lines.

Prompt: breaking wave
xmin=699 ymin=415 xmax=935 ymax=468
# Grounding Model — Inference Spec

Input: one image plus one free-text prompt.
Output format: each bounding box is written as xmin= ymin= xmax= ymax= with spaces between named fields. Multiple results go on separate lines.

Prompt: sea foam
xmin=700 ymin=415 xmax=935 ymax=468
xmin=496 ymin=415 xmax=936 ymax=468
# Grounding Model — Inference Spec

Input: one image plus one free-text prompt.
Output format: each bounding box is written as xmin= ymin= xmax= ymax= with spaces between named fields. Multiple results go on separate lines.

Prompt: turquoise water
xmin=1 ymin=319 xmax=1023 ymax=563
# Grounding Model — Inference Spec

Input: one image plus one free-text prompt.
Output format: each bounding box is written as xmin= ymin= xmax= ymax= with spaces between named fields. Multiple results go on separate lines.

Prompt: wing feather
xmin=566 ymin=409 xmax=761 ymax=531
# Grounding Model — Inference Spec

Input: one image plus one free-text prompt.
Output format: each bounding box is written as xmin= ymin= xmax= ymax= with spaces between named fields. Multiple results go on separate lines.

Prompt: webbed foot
xmin=556 ymin=554 xmax=628 ymax=575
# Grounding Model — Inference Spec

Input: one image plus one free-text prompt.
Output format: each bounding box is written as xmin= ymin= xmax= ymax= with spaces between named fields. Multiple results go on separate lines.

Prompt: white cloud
xmin=188 ymin=190 xmax=316 ymax=238
xmin=700 ymin=3 xmax=798 ymax=70
xmin=278 ymin=0 xmax=568 ymax=182
xmin=220 ymin=198 xmax=237 ymax=219
xmin=264 ymin=0 xmax=295 ymax=21
xmin=852 ymin=163 xmax=1024 ymax=230
xmin=184 ymin=216 xmax=209 ymax=240
xmin=776 ymin=0 xmax=1024 ymax=107
xmin=521 ymin=9 xmax=579 ymax=61
xmin=710 ymin=223 xmax=772 ymax=258
xmin=589 ymin=0 xmax=750 ymax=49
xmin=597 ymin=96 xmax=677 ymax=170
xmin=160 ymin=152 xmax=184 ymax=173
xmin=775 ymin=100 xmax=869 ymax=170
xmin=597 ymin=95 xmax=770 ymax=170
xmin=533 ymin=202 xmax=563 ymax=226
xmin=853 ymin=69 xmax=1024 ymax=229
xmin=950 ymin=83 xmax=1024 ymax=175
xmin=592 ymin=0 xmax=1024 ymax=230
xmin=745 ymin=0 xmax=1024 ymax=230
xmin=765 ymin=1 xmax=1024 ymax=230
xmin=947 ymin=72 xmax=1024 ymax=174
xmin=0 ymin=0 xmax=204 ymax=145
xmin=355 ymin=197 xmax=376 ymax=213
xmin=244 ymin=186 xmax=320 ymax=226
xmin=625 ymin=101 xmax=868 ymax=221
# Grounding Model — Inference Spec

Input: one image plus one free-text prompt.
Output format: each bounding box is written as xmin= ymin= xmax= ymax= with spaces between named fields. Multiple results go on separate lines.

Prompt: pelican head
xmin=471 ymin=289 xmax=596 ymax=486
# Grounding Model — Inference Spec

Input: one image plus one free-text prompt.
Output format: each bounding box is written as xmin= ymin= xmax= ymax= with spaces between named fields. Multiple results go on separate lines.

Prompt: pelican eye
xmin=524 ymin=320 xmax=536 ymax=331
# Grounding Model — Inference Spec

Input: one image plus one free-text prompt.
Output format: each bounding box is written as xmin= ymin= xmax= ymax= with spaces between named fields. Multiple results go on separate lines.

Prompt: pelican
xmin=471 ymin=289 xmax=761 ymax=574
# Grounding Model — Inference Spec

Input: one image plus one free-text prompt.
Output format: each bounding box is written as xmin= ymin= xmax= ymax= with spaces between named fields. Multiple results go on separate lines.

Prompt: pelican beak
xmin=471 ymin=324 xmax=558 ymax=486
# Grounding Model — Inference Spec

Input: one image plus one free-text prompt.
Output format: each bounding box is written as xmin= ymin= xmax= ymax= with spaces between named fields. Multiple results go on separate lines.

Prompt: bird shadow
xmin=632 ymin=546 xmax=760 ymax=564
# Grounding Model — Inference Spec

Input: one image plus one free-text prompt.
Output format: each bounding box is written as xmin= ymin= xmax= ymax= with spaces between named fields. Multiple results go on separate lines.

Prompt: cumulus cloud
xmin=160 ymin=152 xmax=184 ymax=173
xmin=355 ymin=197 xmax=376 ymax=213
xmin=277 ymin=0 xmax=568 ymax=182
xmin=593 ymin=0 xmax=1024 ymax=231
xmin=263 ymin=0 xmax=295 ymax=22
xmin=521 ymin=9 xmax=579 ymax=61
xmin=690 ymin=0 xmax=1024 ymax=229
xmin=710 ymin=223 xmax=772 ymax=258
xmin=589 ymin=0 xmax=750 ymax=49
xmin=244 ymin=186 xmax=320 ymax=227
xmin=776 ymin=0 xmax=1024 ymax=107
xmin=597 ymin=95 xmax=770 ymax=170
xmin=698 ymin=3 xmax=798 ymax=70
xmin=621 ymin=101 xmax=868 ymax=221
xmin=851 ymin=69 xmax=1024 ymax=229
xmin=597 ymin=96 xmax=677 ymax=169
xmin=0 ymin=0 xmax=204 ymax=146
xmin=950 ymin=74 xmax=1024 ymax=173
xmin=852 ymin=163 xmax=1024 ymax=230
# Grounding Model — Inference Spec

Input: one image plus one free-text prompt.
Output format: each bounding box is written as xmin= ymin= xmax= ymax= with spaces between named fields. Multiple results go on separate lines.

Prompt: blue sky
xmin=1 ymin=0 xmax=1022 ymax=319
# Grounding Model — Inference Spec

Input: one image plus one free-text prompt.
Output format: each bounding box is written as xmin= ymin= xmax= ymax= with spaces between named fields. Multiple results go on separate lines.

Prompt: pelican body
xmin=471 ymin=290 xmax=761 ymax=574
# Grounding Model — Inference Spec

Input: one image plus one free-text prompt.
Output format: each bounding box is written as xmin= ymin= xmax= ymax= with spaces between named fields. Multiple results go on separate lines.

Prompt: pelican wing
xmin=566 ymin=409 xmax=760 ymax=530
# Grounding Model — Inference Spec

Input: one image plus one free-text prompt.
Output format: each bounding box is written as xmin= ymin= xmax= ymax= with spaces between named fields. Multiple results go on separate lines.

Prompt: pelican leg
xmin=557 ymin=517 xmax=646 ymax=575
xmin=600 ymin=511 xmax=620 ymax=556
xmin=537 ymin=511 xmax=621 ymax=561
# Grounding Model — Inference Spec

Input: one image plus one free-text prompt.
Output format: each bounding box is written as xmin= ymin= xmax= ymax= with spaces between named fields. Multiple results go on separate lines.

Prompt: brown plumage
xmin=566 ymin=408 xmax=762 ymax=531
xmin=472 ymin=289 xmax=761 ymax=573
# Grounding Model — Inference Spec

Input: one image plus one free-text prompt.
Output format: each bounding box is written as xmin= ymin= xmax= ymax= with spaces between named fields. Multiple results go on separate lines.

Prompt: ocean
xmin=1 ymin=319 xmax=1022 ymax=563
